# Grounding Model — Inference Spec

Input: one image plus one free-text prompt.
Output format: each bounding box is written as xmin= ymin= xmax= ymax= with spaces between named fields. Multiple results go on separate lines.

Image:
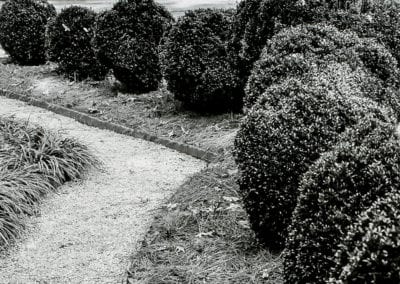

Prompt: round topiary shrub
xmin=160 ymin=9 xmax=242 ymax=113
xmin=330 ymin=1 xmax=400 ymax=67
xmin=329 ymin=191 xmax=400 ymax=284
xmin=234 ymin=77 xmax=395 ymax=249
xmin=46 ymin=6 xmax=108 ymax=81
xmin=0 ymin=0 xmax=56 ymax=65
xmin=94 ymin=0 xmax=173 ymax=93
xmin=245 ymin=24 xmax=400 ymax=108
xmin=284 ymin=118 xmax=400 ymax=284
xmin=228 ymin=0 xmax=357 ymax=89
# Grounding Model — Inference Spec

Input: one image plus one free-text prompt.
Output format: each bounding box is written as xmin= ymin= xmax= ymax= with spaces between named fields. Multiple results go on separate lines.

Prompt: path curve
xmin=0 ymin=96 xmax=205 ymax=283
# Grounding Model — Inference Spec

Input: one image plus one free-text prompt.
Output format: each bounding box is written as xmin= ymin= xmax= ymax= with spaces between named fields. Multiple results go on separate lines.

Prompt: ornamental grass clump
xmin=160 ymin=9 xmax=242 ymax=113
xmin=0 ymin=0 xmax=56 ymax=65
xmin=234 ymin=78 xmax=395 ymax=249
xmin=94 ymin=0 xmax=173 ymax=93
xmin=284 ymin=117 xmax=400 ymax=284
xmin=0 ymin=117 xmax=99 ymax=247
xmin=46 ymin=6 xmax=108 ymax=81
xmin=329 ymin=190 xmax=400 ymax=284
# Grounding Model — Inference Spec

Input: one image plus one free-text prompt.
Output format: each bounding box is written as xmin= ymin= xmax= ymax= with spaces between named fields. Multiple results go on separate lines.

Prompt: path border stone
xmin=0 ymin=89 xmax=217 ymax=163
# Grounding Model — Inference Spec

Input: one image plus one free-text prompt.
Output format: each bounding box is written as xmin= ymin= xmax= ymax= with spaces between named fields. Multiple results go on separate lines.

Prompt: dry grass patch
xmin=0 ymin=63 xmax=241 ymax=153
xmin=126 ymin=157 xmax=282 ymax=284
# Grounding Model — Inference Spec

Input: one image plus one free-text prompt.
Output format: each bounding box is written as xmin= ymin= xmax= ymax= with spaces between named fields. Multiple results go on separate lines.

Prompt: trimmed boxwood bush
xmin=46 ymin=6 xmax=108 ymax=81
xmin=330 ymin=1 xmax=400 ymax=67
xmin=94 ymin=0 xmax=173 ymax=93
xmin=0 ymin=0 xmax=56 ymax=65
xmin=160 ymin=9 xmax=242 ymax=113
xmin=234 ymin=77 xmax=395 ymax=249
xmin=245 ymin=24 xmax=400 ymax=108
xmin=284 ymin=117 xmax=400 ymax=284
xmin=228 ymin=0 xmax=358 ymax=87
xmin=329 ymin=191 xmax=400 ymax=284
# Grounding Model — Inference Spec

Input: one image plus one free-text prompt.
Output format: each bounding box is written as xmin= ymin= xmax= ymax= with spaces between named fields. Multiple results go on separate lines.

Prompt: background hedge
xmin=0 ymin=0 xmax=56 ymax=65
xmin=46 ymin=6 xmax=108 ymax=81
xmin=160 ymin=9 xmax=242 ymax=113
xmin=94 ymin=0 xmax=173 ymax=93
xmin=245 ymin=24 xmax=400 ymax=110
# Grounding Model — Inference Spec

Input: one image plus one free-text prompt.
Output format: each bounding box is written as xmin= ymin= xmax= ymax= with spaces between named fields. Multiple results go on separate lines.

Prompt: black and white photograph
xmin=0 ymin=0 xmax=399 ymax=283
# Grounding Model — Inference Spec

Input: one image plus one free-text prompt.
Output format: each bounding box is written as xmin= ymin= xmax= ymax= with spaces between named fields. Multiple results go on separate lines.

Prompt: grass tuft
xmin=0 ymin=116 xmax=100 ymax=248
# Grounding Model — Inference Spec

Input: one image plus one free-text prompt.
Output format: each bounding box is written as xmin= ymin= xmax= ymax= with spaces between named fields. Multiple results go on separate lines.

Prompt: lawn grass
xmin=126 ymin=155 xmax=283 ymax=284
xmin=0 ymin=117 xmax=99 ymax=248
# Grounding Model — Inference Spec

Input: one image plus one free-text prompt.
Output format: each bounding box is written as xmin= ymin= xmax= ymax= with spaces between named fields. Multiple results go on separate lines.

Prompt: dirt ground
xmin=0 ymin=63 xmax=240 ymax=155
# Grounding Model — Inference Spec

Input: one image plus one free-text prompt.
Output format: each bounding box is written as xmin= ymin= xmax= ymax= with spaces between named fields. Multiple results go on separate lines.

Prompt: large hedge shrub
xmin=330 ymin=1 xmax=400 ymax=66
xmin=0 ymin=0 xmax=56 ymax=65
xmin=330 ymin=191 xmax=400 ymax=284
xmin=234 ymin=77 xmax=394 ymax=249
xmin=245 ymin=24 xmax=400 ymax=108
xmin=228 ymin=0 xmax=359 ymax=86
xmin=284 ymin=117 xmax=400 ymax=283
xmin=46 ymin=6 xmax=108 ymax=81
xmin=160 ymin=9 xmax=242 ymax=112
xmin=94 ymin=0 xmax=173 ymax=93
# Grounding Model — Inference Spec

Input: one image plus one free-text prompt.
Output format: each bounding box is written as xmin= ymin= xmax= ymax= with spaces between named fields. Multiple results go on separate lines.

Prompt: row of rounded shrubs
xmin=234 ymin=17 xmax=400 ymax=284
xmin=3 ymin=0 xmax=400 ymax=113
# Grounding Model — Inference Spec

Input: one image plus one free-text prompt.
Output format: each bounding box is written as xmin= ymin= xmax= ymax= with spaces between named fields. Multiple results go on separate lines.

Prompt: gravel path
xmin=0 ymin=96 xmax=205 ymax=283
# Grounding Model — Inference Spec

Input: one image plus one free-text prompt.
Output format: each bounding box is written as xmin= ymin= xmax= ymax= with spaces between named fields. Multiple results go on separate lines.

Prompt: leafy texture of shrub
xmin=160 ymin=9 xmax=242 ymax=113
xmin=0 ymin=0 xmax=56 ymax=65
xmin=94 ymin=0 xmax=173 ymax=93
xmin=228 ymin=0 xmax=360 ymax=88
xmin=0 ymin=117 xmax=100 ymax=247
xmin=245 ymin=24 xmax=400 ymax=109
xmin=329 ymin=191 xmax=400 ymax=284
xmin=234 ymin=77 xmax=395 ymax=249
xmin=284 ymin=117 xmax=400 ymax=284
xmin=330 ymin=1 xmax=400 ymax=67
xmin=46 ymin=6 xmax=107 ymax=81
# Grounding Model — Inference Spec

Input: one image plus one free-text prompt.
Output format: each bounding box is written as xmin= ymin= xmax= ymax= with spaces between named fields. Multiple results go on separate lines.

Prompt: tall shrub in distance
xmin=234 ymin=77 xmax=394 ymax=249
xmin=0 ymin=0 xmax=56 ymax=65
xmin=160 ymin=9 xmax=242 ymax=113
xmin=46 ymin=6 xmax=108 ymax=81
xmin=284 ymin=117 xmax=400 ymax=284
xmin=228 ymin=0 xmax=358 ymax=90
xmin=94 ymin=0 xmax=173 ymax=93
xmin=245 ymin=24 xmax=400 ymax=109
xmin=330 ymin=1 xmax=400 ymax=67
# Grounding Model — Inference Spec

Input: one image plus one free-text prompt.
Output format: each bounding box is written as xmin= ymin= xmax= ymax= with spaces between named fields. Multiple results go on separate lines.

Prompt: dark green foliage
xmin=245 ymin=24 xmax=400 ymax=108
xmin=284 ymin=117 xmax=400 ymax=284
xmin=94 ymin=0 xmax=173 ymax=93
xmin=160 ymin=9 xmax=242 ymax=113
xmin=330 ymin=191 xmax=400 ymax=284
xmin=46 ymin=6 xmax=108 ymax=81
xmin=330 ymin=1 xmax=400 ymax=67
xmin=234 ymin=77 xmax=395 ymax=249
xmin=0 ymin=0 xmax=56 ymax=65
xmin=228 ymin=0 xmax=359 ymax=87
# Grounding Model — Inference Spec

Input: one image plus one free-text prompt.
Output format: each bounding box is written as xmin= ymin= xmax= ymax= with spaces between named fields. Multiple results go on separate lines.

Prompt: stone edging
xmin=0 ymin=89 xmax=217 ymax=163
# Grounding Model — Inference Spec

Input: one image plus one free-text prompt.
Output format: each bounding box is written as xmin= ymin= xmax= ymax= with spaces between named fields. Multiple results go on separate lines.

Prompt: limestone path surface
xmin=0 ymin=96 xmax=205 ymax=283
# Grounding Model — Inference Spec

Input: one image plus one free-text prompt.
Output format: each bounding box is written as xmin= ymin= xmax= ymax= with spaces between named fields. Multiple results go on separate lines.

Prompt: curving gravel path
xmin=0 ymin=96 xmax=205 ymax=283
